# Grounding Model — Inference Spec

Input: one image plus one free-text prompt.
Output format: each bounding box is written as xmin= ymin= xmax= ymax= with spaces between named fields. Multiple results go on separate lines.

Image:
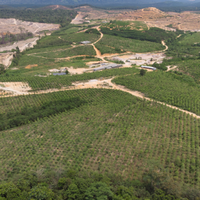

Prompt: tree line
xmin=0 ymin=167 xmax=199 ymax=200
xmin=100 ymin=27 xmax=181 ymax=43
xmin=0 ymin=97 xmax=86 ymax=131
xmin=0 ymin=8 xmax=77 ymax=27
xmin=0 ymin=32 xmax=33 ymax=46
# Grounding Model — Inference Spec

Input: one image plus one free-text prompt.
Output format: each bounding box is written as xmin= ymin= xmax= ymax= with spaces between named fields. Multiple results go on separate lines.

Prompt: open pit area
xmin=75 ymin=6 xmax=200 ymax=32
xmin=0 ymin=37 xmax=39 ymax=53
xmin=0 ymin=18 xmax=59 ymax=36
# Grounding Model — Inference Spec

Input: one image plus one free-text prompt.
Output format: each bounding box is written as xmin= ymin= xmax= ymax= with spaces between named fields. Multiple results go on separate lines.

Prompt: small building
xmin=93 ymin=63 xmax=122 ymax=72
xmin=53 ymin=72 xmax=66 ymax=76
xmin=141 ymin=65 xmax=157 ymax=71
xmin=80 ymin=41 xmax=91 ymax=44
xmin=49 ymin=69 xmax=60 ymax=73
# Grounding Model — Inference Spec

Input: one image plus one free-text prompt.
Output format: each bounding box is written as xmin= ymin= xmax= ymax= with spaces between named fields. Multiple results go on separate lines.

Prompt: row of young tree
xmin=100 ymin=27 xmax=181 ymax=43
xmin=0 ymin=32 xmax=33 ymax=46
xmin=0 ymin=97 xmax=86 ymax=131
xmin=1 ymin=166 xmax=200 ymax=200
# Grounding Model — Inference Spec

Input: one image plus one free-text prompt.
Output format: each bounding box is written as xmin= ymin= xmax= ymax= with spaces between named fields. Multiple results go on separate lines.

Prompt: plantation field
xmin=7 ymin=57 xmax=101 ymax=77
xmin=176 ymin=59 xmax=200 ymax=84
xmin=167 ymin=33 xmax=200 ymax=57
xmin=101 ymin=20 xmax=148 ymax=31
xmin=95 ymin=35 xmax=165 ymax=54
xmin=38 ymin=46 xmax=96 ymax=59
xmin=179 ymin=32 xmax=200 ymax=45
xmin=1 ymin=89 xmax=200 ymax=188
xmin=14 ymin=46 xmax=96 ymax=68
xmin=113 ymin=71 xmax=200 ymax=115
xmin=1 ymin=16 xmax=200 ymax=197
xmin=1 ymin=67 xmax=139 ymax=90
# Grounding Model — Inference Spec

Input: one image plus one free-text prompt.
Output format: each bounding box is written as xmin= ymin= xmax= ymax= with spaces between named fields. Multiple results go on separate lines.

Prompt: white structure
xmin=80 ymin=41 xmax=91 ymax=44
xmin=141 ymin=65 xmax=157 ymax=70
xmin=93 ymin=63 xmax=122 ymax=72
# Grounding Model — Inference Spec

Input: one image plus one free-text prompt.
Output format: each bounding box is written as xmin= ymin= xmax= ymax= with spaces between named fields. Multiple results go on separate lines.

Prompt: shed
xmin=93 ymin=63 xmax=122 ymax=72
xmin=53 ymin=73 xmax=66 ymax=76
xmin=141 ymin=65 xmax=157 ymax=70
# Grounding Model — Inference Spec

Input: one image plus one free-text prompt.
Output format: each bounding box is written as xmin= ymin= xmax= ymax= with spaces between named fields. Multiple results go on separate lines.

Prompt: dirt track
xmin=71 ymin=12 xmax=86 ymax=24
xmin=1 ymin=78 xmax=200 ymax=119
xmin=161 ymin=40 xmax=168 ymax=51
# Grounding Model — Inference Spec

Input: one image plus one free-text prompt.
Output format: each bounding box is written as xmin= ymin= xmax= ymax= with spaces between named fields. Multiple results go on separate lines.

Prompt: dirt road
xmin=90 ymin=26 xmax=107 ymax=61
xmin=166 ymin=65 xmax=177 ymax=72
xmin=1 ymin=78 xmax=200 ymax=119
xmin=71 ymin=12 xmax=85 ymax=24
xmin=161 ymin=40 xmax=168 ymax=51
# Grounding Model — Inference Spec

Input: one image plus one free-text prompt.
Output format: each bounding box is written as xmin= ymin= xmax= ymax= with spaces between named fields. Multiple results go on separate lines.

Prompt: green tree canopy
xmin=85 ymin=182 xmax=113 ymax=200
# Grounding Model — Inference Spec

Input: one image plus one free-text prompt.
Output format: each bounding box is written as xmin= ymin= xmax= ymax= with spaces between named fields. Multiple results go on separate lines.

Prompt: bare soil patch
xmin=25 ymin=64 xmax=38 ymax=69
xmin=74 ymin=6 xmax=200 ymax=32
xmin=0 ymin=53 xmax=13 ymax=68
xmin=67 ymin=66 xmax=89 ymax=75
xmin=0 ymin=18 xmax=59 ymax=36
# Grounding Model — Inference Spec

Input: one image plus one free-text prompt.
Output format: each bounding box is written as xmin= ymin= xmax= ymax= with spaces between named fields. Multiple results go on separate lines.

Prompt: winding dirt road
xmin=161 ymin=40 xmax=168 ymax=51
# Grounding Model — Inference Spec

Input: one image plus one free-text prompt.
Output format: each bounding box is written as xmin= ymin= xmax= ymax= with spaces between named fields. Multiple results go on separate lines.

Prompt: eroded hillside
xmin=75 ymin=6 xmax=200 ymax=32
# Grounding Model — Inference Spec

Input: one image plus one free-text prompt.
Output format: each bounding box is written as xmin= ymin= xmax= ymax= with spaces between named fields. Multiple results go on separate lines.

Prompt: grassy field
xmin=95 ymin=35 xmax=165 ymax=54
xmin=1 ymin=89 xmax=200 ymax=188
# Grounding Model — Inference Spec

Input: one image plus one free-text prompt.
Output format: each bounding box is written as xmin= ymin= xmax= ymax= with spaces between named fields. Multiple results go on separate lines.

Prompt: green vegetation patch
xmin=60 ymin=32 xmax=100 ymax=44
xmin=95 ymin=35 xmax=165 ymax=54
xmin=179 ymin=32 xmax=200 ymax=45
xmin=40 ymin=45 xmax=96 ymax=59
xmin=16 ymin=55 xmax=54 ymax=67
xmin=0 ymin=97 xmax=86 ymax=131
xmin=113 ymin=71 xmax=200 ymax=115
xmin=0 ymin=89 xmax=200 ymax=188
xmin=167 ymin=32 xmax=200 ymax=57
xmin=101 ymin=26 xmax=179 ymax=43
xmin=101 ymin=20 xmax=148 ymax=31
xmin=1 ymin=67 xmax=139 ymax=90
xmin=0 ymin=32 xmax=33 ymax=45
xmin=176 ymin=59 xmax=200 ymax=84
xmin=1 ymin=169 xmax=196 ymax=200
xmin=0 ymin=8 xmax=77 ymax=27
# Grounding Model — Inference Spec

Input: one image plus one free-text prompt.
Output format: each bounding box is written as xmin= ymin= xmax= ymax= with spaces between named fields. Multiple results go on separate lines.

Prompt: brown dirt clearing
xmin=25 ymin=64 xmax=38 ymax=69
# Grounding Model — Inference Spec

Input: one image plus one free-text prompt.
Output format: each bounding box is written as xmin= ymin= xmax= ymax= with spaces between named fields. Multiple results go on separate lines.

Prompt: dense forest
xmin=0 ymin=8 xmax=77 ymax=27
xmin=0 ymin=167 xmax=200 ymax=200
xmin=0 ymin=97 xmax=86 ymax=131
xmin=100 ymin=27 xmax=182 ymax=43
xmin=0 ymin=32 xmax=33 ymax=45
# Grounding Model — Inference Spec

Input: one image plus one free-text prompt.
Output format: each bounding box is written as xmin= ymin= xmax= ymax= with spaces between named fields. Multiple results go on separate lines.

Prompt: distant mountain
xmin=0 ymin=0 xmax=200 ymax=6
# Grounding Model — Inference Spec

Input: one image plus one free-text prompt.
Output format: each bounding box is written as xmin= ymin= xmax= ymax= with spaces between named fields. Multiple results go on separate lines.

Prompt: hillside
xmin=1 ymin=7 xmax=200 ymax=200
xmin=0 ymin=0 xmax=197 ymax=5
